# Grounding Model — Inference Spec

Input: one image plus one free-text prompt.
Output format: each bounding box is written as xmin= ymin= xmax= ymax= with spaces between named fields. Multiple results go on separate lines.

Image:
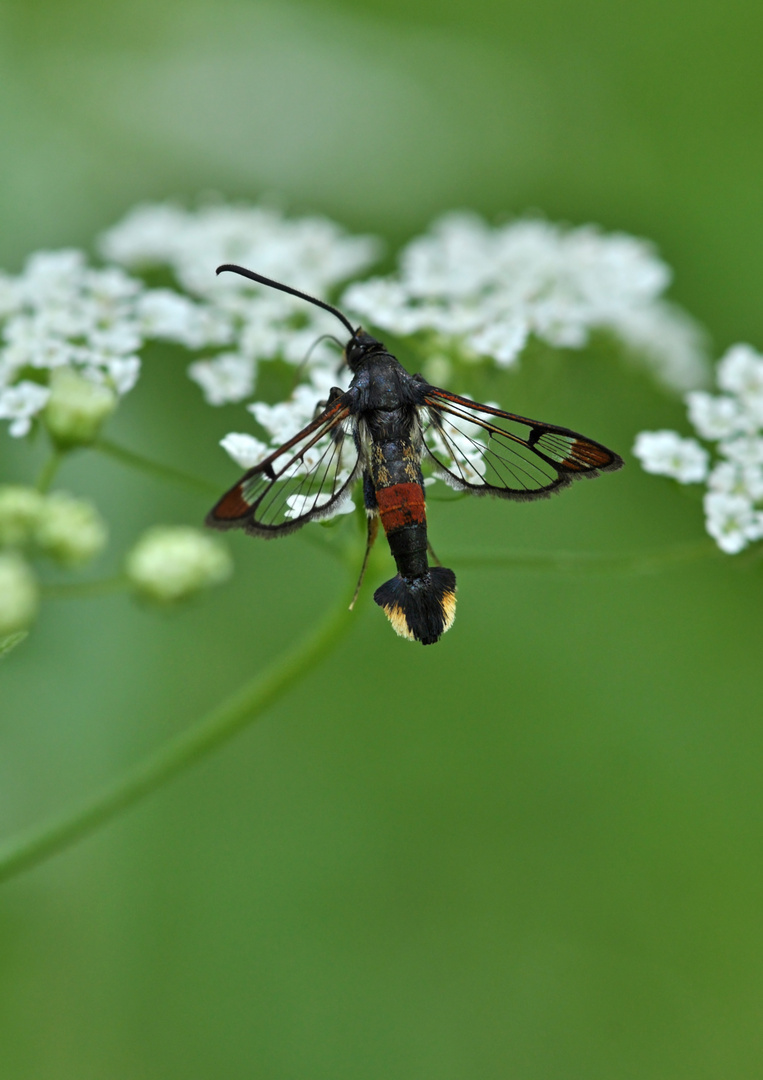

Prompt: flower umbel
xmin=342 ymin=212 xmax=708 ymax=391
xmin=0 ymin=240 xmax=259 ymax=439
xmin=634 ymin=342 xmax=763 ymax=553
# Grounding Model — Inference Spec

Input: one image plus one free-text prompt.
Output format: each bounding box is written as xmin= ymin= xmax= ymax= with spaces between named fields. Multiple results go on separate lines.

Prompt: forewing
xmin=207 ymin=394 xmax=361 ymax=536
xmin=421 ymin=387 xmax=623 ymax=500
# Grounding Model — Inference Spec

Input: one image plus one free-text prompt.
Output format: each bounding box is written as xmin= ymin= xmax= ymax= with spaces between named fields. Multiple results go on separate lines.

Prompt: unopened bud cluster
xmin=0 ymin=552 xmax=38 ymax=638
xmin=0 ymin=485 xmax=107 ymax=566
xmin=43 ymin=368 xmax=117 ymax=447
xmin=0 ymin=485 xmax=108 ymax=636
xmin=125 ymin=526 xmax=232 ymax=603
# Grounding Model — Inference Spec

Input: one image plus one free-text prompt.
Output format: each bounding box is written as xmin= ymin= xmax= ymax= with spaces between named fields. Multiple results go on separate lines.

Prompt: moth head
xmin=345 ymin=329 xmax=385 ymax=371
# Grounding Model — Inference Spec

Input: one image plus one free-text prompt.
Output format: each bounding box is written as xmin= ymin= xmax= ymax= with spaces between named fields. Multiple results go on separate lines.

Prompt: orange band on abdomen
xmin=375 ymin=482 xmax=427 ymax=534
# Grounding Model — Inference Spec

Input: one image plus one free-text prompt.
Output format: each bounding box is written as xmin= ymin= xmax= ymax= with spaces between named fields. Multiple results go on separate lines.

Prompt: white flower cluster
xmin=0 ymin=248 xmax=226 ymax=440
xmin=342 ymin=212 xmax=707 ymax=391
xmin=633 ymin=344 xmax=763 ymax=553
xmin=100 ymin=202 xmax=381 ymax=407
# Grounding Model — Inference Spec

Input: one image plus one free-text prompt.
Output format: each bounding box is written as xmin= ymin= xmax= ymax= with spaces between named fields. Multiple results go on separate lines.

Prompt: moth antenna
xmin=289 ymin=334 xmax=345 ymax=394
xmin=216 ymin=263 xmax=358 ymax=337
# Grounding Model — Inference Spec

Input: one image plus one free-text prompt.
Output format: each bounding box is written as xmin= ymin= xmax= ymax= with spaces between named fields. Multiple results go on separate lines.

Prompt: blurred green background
xmin=2 ymin=0 xmax=763 ymax=1076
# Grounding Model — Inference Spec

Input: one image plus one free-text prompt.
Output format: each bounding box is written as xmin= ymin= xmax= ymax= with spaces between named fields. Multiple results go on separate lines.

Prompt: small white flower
xmin=707 ymin=462 xmax=763 ymax=501
xmin=103 ymin=355 xmax=141 ymax=395
xmin=0 ymin=381 xmax=51 ymax=437
xmin=219 ymin=433 xmax=270 ymax=469
xmin=284 ymin=491 xmax=355 ymax=520
xmin=137 ymin=289 xmax=233 ymax=349
xmin=0 ymin=552 xmax=38 ymax=636
xmin=703 ymin=491 xmax=763 ymax=554
xmin=97 ymin=203 xmax=189 ymax=267
xmin=20 ymin=250 xmax=87 ymax=303
xmin=2 ymin=314 xmax=76 ymax=370
xmin=126 ymin=526 xmax=232 ymax=602
xmin=466 ymin=319 xmax=529 ymax=367
xmin=632 ymin=430 xmax=709 ymax=483
xmin=685 ymin=391 xmax=746 ymax=440
xmin=718 ymin=435 xmax=763 ymax=466
xmin=188 ymin=353 xmax=256 ymax=406
xmin=88 ymin=323 xmax=142 ymax=356
xmin=248 ymin=384 xmax=324 ymax=445
xmin=717 ymin=344 xmax=763 ymax=421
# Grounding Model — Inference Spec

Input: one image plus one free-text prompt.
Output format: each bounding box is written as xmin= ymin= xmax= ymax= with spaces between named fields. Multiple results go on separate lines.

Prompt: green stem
xmin=41 ymin=575 xmax=129 ymax=600
xmin=35 ymin=449 xmax=65 ymax=493
xmin=0 ymin=592 xmax=353 ymax=884
xmin=94 ymin=438 xmax=219 ymax=495
xmin=450 ymin=539 xmax=717 ymax=574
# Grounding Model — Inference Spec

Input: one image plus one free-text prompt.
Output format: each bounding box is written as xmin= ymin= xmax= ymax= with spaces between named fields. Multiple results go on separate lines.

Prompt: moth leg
xmin=312 ymin=385 xmax=346 ymax=421
xmin=349 ymin=513 xmax=379 ymax=611
xmin=427 ymin=540 xmax=443 ymax=567
xmin=290 ymin=336 xmax=345 ymax=391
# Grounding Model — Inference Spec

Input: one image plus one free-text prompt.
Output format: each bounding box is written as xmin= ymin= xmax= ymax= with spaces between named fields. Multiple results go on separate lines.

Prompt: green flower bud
xmin=0 ymin=486 xmax=45 ymax=547
xmin=126 ymin=526 xmax=232 ymax=603
xmin=0 ymin=553 xmax=38 ymax=636
xmin=34 ymin=492 xmax=108 ymax=566
xmin=43 ymin=368 xmax=117 ymax=448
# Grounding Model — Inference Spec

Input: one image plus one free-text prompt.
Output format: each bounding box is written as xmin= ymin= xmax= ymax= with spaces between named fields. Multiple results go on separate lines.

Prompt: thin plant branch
xmin=41 ymin=575 xmax=129 ymax=600
xmin=0 ymin=590 xmax=353 ymax=884
xmin=94 ymin=438 xmax=219 ymax=495
xmin=35 ymin=449 xmax=65 ymax=494
xmin=449 ymin=539 xmax=718 ymax=574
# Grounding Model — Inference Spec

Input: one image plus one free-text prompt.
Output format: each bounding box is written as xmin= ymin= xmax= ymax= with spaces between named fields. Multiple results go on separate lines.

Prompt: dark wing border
xmin=206 ymin=392 xmax=361 ymax=537
xmin=420 ymin=386 xmax=623 ymax=501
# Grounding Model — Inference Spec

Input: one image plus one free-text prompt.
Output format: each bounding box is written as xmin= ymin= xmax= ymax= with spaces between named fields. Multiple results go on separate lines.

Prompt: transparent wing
xmin=421 ymin=387 xmax=623 ymax=500
xmin=207 ymin=393 xmax=361 ymax=536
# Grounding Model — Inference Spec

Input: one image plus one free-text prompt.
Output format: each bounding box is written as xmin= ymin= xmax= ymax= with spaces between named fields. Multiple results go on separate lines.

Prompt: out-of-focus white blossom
xmin=342 ymin=213 xmax=708 ymax=390
xmin=0 ymin=552 xmax=38 ymax=636
xmin=707 ymin=462 xmax=763 ymax=501
xmin=0 ymin=381 xmax=51 ymax=437
xmin=219 ymin=433 xmax=270 ymax=469
xmin=0 ymin=245 xmax=229 ymax=438
xmin=34 ymin=492 xmax=108 ymax=566
xmin=99 ymin=202 xmax=381 ymax=299
xmin=686 ymin=391 xmax=746 ymax=441
xmin=716 ymin=344 xmax=763 ymax=422
xmin=126 ymin=526 xmax=232 ymax=602
xmin=635 ymin=342 xmax=763 ymax=554
xmin=718 ymin=434 xmax=763 ymax=466
xmin=188 ymin=353 xmax=256 ymax=406
xmin=632 ymin=430 xmax=709 ymax=483
xmin=703 ymin=492 xmax=763 ymax=554
xmin=100 ymin=202 xmax=380 ymax=407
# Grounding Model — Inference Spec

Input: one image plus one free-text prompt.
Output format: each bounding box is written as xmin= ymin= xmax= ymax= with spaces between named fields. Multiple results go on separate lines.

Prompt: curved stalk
xmin=0 ymin=592 xmax=353 ymax=884
xmin=94 ymin=438 xmax=219 ymax=495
